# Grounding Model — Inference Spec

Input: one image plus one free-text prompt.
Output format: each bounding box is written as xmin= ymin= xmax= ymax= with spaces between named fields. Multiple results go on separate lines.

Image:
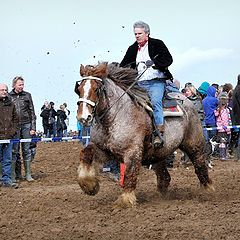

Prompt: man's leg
xmin=21 ymin=123 xmax=34 ymax=181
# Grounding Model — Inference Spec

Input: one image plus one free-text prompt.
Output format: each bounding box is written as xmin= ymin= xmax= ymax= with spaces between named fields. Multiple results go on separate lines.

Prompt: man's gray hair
xmin=12 ymin=76 xmax=24 ymax=88
xmin=133 ymin=21 xmax=150 ymax=35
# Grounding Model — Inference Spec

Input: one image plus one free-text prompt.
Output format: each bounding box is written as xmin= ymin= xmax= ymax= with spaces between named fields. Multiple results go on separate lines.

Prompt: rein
xmin=97 ymin=64 xmax=153 ymax=120
xmin=77 ymin=63 xmax=152 ymax=121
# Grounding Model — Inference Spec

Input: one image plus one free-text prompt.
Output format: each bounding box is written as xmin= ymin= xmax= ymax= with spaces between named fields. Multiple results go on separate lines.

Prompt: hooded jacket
xmin=232 ymin=74 xmax=240 ymax=125
xmin=0 ymin=95 xmax=19 ymax=139
xmin=202 ymin=86 xmax=219 ymax=125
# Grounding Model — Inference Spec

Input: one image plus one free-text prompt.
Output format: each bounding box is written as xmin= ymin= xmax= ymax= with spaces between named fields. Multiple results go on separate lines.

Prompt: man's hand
xmin=145 ymin=60 xmax=154 ymax=67
xmin=30 ymin=130 xmax=36 ymax=135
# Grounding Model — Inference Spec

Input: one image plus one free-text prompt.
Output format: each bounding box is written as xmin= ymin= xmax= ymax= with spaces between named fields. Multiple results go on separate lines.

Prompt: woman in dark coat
xmin=56 ymin=105 xmax=67 ymax=138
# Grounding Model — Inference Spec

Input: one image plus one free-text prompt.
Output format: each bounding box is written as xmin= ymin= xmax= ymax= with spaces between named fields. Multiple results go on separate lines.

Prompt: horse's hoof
xmin=113 ymin=192 xmax=137 ymax=209
xmin=78 ymin=177 xmax=100 ymax=195
xmin=202 ymin=181 xmax=215 ymax=193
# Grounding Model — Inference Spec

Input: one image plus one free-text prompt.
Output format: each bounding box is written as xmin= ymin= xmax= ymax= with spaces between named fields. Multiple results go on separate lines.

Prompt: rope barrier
xmin=0 ymin=125 xmax=240 ymax=144
xmin=205 ymin=125 xmax=240 ymax=131
xmin=0 ymin=135 xmax=90 ymax=144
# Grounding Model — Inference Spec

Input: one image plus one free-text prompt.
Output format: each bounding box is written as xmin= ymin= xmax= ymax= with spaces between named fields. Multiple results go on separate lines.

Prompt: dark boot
xmin=15 ymin=160 xmax=23 ymax=180
xmin=154 ymin=125 xmax=165 ymax=149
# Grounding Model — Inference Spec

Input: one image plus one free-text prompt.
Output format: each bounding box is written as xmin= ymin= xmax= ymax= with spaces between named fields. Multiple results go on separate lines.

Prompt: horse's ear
xmin=80 ymin=64 xmax=85 ymax=77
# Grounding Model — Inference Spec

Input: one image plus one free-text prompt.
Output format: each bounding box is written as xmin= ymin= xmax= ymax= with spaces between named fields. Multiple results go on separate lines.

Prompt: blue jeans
xmin=12 ymin=123 xmax=32 ymax=163
xmin=82 ymin=126 xmax=91 ymax=146
xmin=0 ymin=142 xmax=13 ymax=184
xmin=138 ymin=80 xmax=166 ymax=125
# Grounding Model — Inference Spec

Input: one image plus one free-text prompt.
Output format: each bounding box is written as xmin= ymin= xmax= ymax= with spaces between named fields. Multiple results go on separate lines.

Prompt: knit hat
xmin=198 ymin=81 xmax=210 ymax=95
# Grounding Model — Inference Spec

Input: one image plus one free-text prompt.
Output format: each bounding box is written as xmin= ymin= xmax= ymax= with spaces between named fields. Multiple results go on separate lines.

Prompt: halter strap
xmin=78 ymin=98 xmax=96 ymax=107
xmin=81 ymin=76 xmax=103 ymax=82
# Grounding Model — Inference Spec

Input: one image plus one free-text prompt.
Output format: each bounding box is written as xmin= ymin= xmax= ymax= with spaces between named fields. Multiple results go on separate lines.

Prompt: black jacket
xmin=56 ymin=110 xmax=67 ymax=130
xmin=0 ymin=96 xmax=19 ymax=139
xmin=9 ymin=90 xmax=36 ymax=131
xmin=232 ymin=75 xmax=240 ymax=125
xmin=120 ymin=37 xmax=173 ymax=80
xmin=40 ymin=108 xmax=57 ymax=126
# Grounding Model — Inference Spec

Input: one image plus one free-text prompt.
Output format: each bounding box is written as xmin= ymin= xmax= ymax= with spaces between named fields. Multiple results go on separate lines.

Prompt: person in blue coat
xmin=202 ymin=86 xmax=219 ymax=141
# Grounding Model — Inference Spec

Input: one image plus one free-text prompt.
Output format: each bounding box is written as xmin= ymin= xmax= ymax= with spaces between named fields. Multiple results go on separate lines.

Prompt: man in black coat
xmin=120 ymin=21 xmax=173 ymax=148
xmin=9 ymin=76 xmax=36 ymax=182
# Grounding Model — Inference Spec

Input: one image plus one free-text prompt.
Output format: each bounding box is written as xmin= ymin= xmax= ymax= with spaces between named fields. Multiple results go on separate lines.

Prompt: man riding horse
xmin=120 ymin=21 xmax=173 ymax=148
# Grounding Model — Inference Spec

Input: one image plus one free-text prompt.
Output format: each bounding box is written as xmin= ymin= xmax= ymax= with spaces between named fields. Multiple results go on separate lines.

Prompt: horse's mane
xmin=107 ymin=63 xmax=151 ymax=106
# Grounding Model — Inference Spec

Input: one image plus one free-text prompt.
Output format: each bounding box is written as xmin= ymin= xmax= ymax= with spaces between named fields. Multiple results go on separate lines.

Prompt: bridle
xmin=77 ymin=76 xmax=103 ymax=108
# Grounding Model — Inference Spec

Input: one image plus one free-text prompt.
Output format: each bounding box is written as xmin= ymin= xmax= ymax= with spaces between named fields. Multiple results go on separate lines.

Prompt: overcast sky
xmin=1 ymin=0 xmax=239 ymax=131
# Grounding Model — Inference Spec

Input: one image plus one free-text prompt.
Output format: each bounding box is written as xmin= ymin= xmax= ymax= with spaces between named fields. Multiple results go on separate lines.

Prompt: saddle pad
xmin=163 ymin=105 xmax=183 ymax=117
xmin=167 ymin=92 xmax=187 ymax=101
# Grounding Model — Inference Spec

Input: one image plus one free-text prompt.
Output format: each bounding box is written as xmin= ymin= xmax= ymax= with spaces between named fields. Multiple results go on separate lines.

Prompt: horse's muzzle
xmin=79 ymin=116 xmax=93 ymax=127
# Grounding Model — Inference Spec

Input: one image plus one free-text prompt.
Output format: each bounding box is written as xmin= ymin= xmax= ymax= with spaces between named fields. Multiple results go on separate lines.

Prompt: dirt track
xmin=1 ymin=141 xmax=240 ymax=240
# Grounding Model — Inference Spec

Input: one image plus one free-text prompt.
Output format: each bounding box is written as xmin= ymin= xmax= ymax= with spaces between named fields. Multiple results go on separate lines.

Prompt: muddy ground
xmin=0 ymin=141 xmax=240 ymax=240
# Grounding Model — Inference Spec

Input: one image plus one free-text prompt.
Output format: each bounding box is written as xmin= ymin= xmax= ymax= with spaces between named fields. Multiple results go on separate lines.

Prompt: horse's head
xmin=75 ymin=63 xmax=108 ymax=126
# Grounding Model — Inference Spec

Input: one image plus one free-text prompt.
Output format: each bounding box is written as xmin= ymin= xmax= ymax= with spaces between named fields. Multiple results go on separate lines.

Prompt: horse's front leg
xmin=77 ymin=143 xmax=100 ymax=195
xmin=114 ymin=148 xmax=142 ymax=208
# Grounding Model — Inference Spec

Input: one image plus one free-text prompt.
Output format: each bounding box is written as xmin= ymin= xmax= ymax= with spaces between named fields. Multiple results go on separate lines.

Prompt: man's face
xmin=0 ymin=84 xmax=8 ymax=98
xmin=14 ymin=80 xmax=24 ymax=93
xmin=134 ymin=27 xmax=148 ymax=45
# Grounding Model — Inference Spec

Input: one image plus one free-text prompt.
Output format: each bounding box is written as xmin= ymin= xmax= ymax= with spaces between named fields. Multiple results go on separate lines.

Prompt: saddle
xmin=163 ymin=92 xmax=186 ymax=117
xmin=139 ymin=92 xmax=185 ymax=117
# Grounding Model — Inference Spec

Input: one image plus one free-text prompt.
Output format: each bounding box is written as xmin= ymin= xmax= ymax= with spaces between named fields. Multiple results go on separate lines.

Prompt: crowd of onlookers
xmin=40 ymin=101 xmax=70 ymax=138
xmin=166 ymin=74 xmax=240 ymax=168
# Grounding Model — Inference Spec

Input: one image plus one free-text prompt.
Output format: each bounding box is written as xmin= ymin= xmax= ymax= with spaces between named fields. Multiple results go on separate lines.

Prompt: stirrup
xmin=153 ymin=134 xmax=164 ymax=149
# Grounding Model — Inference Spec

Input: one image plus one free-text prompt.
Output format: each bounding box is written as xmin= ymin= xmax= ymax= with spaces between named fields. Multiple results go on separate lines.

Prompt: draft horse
xmin=75 ymin=62 xmax=214 ymax=207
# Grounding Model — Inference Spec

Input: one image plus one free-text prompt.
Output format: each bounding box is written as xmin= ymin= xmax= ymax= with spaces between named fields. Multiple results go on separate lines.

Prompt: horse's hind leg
xmin=182 ymin=144 xmax=214 ymax=192
xmin=152 ymin=159 xmax=171 ymax=194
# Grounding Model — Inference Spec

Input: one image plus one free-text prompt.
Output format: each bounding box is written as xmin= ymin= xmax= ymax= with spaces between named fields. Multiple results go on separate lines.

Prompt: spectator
xmin=0 ymin=83 xmax=19 ymax=188
xmin=41 ymin=100 xmax=49 ymax=111
xmin=198 ymin=81 xmax=210 ymax=100
xmin=182 ymin=84 xmax=206 ymax=166
xmin=202 ymin=86 xmax=219 ymax=142
xmin=40 ymin=103 xmax=57 ymax=138
xmin=49 ymin=102 xmax=57 ymax=137
xmin=62 ymin=102 xmax=70 ymax=137
xmin=231 ymin=74 xmax=240 ymax=158
xmin=214 ymin=94 xmax=232 ymax=160
xmin=56 ymin=105 xmax=67 ymax=138
xmin=9 ymin=76 xmax=36 ymax=182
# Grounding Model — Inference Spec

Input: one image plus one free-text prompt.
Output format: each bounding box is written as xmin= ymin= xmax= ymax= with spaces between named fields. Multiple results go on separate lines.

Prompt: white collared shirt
xmin=136 ymin=42 xmax=165 ymax=81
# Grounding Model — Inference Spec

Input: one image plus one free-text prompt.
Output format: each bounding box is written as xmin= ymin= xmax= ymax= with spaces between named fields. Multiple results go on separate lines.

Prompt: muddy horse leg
xmin=114 ymin=148 xmax=142 ymax=208
xmin=152 ymin=158 xmax=171 ymax=194
xmin=77 ymin=143 xmax=100 ymax=195
xmin=184 ymin=146 xmax=215 ymax=192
